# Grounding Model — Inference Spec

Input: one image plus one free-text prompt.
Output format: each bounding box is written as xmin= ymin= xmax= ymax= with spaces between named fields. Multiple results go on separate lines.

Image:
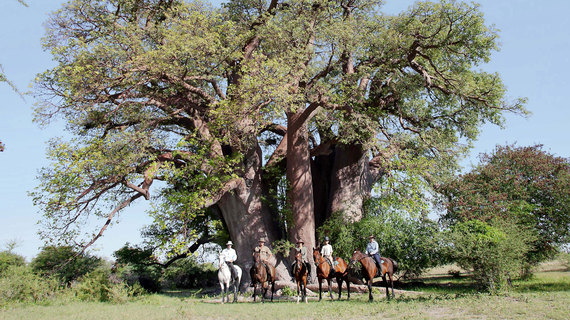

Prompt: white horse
xmin=218 ymin=256 xmax=242 ymax=303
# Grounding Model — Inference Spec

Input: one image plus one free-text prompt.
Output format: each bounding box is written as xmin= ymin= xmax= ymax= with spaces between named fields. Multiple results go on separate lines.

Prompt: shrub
xmin=445 ymin=219 xmax=536 ymax=293
xmin=161 ymin=257 xmax=217 ymax=289
xmin=30 ymin=246 xmax=103 ymax=285
xmin=0 ymin=265 xmax=60 ymax=306
xmin=0 ymin=251 xmax=25 ymax=275
xmin=71 ymin=268 xmax=146 ymax=303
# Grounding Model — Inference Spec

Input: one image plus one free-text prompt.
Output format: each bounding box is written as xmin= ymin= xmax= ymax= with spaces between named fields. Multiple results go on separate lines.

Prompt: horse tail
xmin=389 ymin=258 xmax=398 ymax=273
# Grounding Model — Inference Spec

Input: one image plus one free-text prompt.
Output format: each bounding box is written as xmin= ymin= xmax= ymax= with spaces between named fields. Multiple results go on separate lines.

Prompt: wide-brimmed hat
xmin=226 ymin=241 xmax=233 ymax=246
xmin=369 ymin=235 xmax=375 ymax=239
xmin=259 ymin=238 xmax=267 ymax=243
xmin=296 ymin=239 xmax=304 ymax=244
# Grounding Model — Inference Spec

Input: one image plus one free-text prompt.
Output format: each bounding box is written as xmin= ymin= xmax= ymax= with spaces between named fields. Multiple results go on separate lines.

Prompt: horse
xmin=292 ymin=251 xmax=308 ymax=303
xmin=313 ymin=248 xmax=351 ymax=301
xmin=217 ymin=256 xmax=242 ymax=304
xmin=350 ymin=250 xmax=398 ymax=301
xmin=250 ymin=251 xmax=276 ymax=302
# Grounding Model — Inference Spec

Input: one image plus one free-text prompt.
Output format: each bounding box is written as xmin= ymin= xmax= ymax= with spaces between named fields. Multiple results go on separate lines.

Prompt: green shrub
xmin=30 ymin=246 xmax=103 ymax=285
xmin=71 ymin=268 xmax=146 ymax=303
xmin=161 ymin=257 xmax=217 ymax=289
xmin=0 ymin=265 xmax=60 ymax=306
xmin=0 ymin=251 xmax=25 ymax=275
xmin=445 ymin=219 xmax=536 ymax=293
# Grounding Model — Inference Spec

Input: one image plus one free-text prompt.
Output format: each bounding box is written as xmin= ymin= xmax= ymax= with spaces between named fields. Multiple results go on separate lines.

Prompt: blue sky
xmin=1 ymin=0 xmax=569 ymax=262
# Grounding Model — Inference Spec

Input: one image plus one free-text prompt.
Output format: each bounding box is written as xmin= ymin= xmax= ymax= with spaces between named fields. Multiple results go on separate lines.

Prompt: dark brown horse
xmin=292 ymin=251 xmax=308 ymax=303
xmin=313 ymin=248 xmax=351 ymax=301
xmin=250 ymin=251 xmax=276 ymax=302
xmin=350 ymin=250 xmax=398 ymax=301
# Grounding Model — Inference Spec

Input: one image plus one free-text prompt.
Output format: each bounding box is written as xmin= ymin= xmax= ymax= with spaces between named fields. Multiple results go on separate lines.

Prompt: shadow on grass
xmin=513 ymin=281 xmax=570 ymax=293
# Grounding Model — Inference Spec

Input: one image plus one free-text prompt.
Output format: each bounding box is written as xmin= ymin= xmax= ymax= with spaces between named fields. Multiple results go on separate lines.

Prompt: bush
xmin=71 ymin=268 xmax=146 ymax=303
xmin=161 ymin=257 xmax=217 ymax=289
xmin=0 ymin=251 xmax=25 ymax=275
xmin=0 ymin=265 xmax=60 ymax=306
xmin=445 ymin=219 xmax=536 ymax=293
xmin=318 ymin=210 xmax=444 ymax=278
xmin=30 ymin=246 xmax=103 ymax=285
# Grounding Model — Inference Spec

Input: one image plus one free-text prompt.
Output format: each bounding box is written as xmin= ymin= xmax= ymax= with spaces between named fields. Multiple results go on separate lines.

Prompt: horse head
xmin=312 ymin=247 xmax=321 ymax=263
xmin=350 ymin=249 xmax=365 ymax=266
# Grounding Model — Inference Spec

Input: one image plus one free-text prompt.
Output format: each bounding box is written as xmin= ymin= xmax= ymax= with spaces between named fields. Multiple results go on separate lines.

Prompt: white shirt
xmin=366 ymin=240 xmax=379 ymax=255
xmin=221 ymin=247 xmax=237 ymax=262
xmin=321 ymin=244 xmax=333 ymax=258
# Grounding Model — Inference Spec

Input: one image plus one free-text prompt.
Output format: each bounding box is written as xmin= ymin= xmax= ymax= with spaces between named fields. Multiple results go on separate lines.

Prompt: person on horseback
xmin=321 ymin=236 xmax=337 ymax=270
xmin=365 ymin=235 xmax=383 ymax=270
xmin=253 ymin=237 xmax=273 ymax=280
xmin=293 ymin=239 xmax=311 ymax=282
xmin=221 ymin=240 xmax=238 ymax=279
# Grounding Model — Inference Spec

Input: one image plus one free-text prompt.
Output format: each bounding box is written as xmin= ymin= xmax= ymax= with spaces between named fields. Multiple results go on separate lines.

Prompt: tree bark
xmin=328 ymin=144 xmax=374 ymax=222
xmin=286 ymin=110 xmax=317 ymax=278
xmin=215 ymin=145 xmax=290 ymax=285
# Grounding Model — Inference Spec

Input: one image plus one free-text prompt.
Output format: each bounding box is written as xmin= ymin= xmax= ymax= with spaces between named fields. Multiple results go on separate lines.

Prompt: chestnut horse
xmin=250 ymin=251 xmax=276 ymax=302
xmin=350 ymin=250 xmax=398 ymax=301
xmin=292 ymin=251 xmax=308 ymax=303
xmin=313 ymin=248 xmax=351 ymax=301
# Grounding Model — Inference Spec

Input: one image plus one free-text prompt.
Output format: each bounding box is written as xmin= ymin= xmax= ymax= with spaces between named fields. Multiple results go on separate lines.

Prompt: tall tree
xmin=32 ymin=0 xmax=524 ymax=282
xmin=440 ymin=144 xmax=570 ymax=269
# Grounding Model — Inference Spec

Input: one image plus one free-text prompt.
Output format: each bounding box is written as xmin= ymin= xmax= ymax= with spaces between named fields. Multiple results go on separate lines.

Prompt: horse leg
xmin=270 ymin=280 xmax=275 ymax=302
xmin=368 ymin=279 xmax=373 ymax=302
xmin=303 ymin=277 xmax=308 ymax=303
xmin=327 ymin=278 xmax=334 ymax=300
xmin=389 ymin=272 xmax=395 ymax=299
xmin=318 ymin=278 xmax=323 ymax=301
xmin=346 ymin=275 xmax=350 ymax=301
xmin=337 ymin=276 xmax=343 ymax=300
xmin=220 ymin=282 xmax=225 ymax=304
xmin=383 ymin=274 xmax=389 ymax=300
xmin=296 ymin=279 xmax=300 ymax=304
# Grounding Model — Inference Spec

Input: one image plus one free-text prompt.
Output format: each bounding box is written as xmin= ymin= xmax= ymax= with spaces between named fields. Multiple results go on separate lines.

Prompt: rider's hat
xmin=369 ymin=235 xmax=375 ymax=239
xmin=259 ymin=237 xmax=267 ymax=243
xmin=324 ymin=236 xmax=330 ymax=241
xmin=296 ymin=239 xmax=304 ymax=244
xmin=226 ymin=240 xmax=233 ymax=246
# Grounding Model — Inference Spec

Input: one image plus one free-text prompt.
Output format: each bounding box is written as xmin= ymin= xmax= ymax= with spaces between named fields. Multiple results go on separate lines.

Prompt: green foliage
xmin=30 ymin=246 xmax=103 ymax=285
xmin=319 ymin=203 xmax=444 ymax=278
xmin=0 ymin=251 xmax=25 ymax=276
xmin=162 ymin=258 xmax=217 ymax=289
xmin=445 ymin=219 xmax=536 ymax=293
xmin=71 ymin=268 xmax=145 ymax=303
xmin=0 ymin=265 xmax=60 ymax=306
xmin=441 ymin=144 xmax=570 ymax=269
xmin=113 ymin=244 xmax=163 ymax=292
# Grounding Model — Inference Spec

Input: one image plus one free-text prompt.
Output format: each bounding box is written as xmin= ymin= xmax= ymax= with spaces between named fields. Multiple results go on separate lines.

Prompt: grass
xmin=1 ymin=260 xmax=569 ymax=320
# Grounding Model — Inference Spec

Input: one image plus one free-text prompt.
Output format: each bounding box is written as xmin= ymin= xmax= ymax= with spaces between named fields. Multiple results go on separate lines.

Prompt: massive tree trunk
xmin=286 ymin=110 xmax=317 ymax=279
xmin=215 ymin=145 xmax=290 ymax=285
xmin=328 ymin=144 xmax=374 ymax=223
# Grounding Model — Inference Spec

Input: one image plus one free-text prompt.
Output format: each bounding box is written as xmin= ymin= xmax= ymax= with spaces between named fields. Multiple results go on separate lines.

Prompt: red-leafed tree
xmin=440 ymin=144 xmax=570 ymax=269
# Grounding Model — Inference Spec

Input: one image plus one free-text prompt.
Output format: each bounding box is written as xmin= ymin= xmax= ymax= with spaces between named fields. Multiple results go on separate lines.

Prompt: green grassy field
xmin=2 ymin=264 xmax=569 ymax=319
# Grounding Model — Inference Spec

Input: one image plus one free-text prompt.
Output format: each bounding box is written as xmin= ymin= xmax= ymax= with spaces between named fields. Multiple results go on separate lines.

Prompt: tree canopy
xmin=440 ymin=144 xmax=570 ymax=265
xmin=31 ymin=0 xmax=525 ymax=278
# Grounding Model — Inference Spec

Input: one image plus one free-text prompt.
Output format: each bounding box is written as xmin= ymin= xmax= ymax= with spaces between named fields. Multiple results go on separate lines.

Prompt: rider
xmin=320 ymin=236 xmax=336 ymax=270
xmin=253 ymin=237 xmax=273 ymax=280
xmin=220 ymin=240 xmax=238 ymax=279
xmin=293 ymin=239 xmax=311 ymax=282
xmin=365 ymin=235 xmax=383 ymax=269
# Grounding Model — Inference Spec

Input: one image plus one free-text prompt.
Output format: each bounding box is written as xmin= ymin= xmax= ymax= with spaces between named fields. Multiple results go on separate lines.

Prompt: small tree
xmin=30 ymin=246 xmax=103 ymax=285
xmin=445 ymin=219 xmax=535 ymax=293
xmin=440 ymin=144 xmax=570 ymax=274
xmin=0 ymin=251 xmax=25 ymax=276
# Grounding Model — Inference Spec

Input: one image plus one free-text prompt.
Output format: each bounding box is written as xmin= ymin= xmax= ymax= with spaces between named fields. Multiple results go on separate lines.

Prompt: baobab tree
xmin=32 ymin=0 xmax=525 ymax=281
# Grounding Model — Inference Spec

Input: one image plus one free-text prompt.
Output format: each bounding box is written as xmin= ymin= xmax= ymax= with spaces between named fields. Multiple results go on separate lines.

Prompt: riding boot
xmin=305 ymin=262 xmax=311 ymax=282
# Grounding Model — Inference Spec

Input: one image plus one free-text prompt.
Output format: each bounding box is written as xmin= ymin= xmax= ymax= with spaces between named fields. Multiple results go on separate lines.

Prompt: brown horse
xmin=350 ymin=250 xmax=398 ymax=301
xmin=292 ymin=251 xmax=308 ymax=303
xmin=313 ymin=248 xmax=351 ymax=301
xmin=250 ymin=251 xmax=276 ymax=302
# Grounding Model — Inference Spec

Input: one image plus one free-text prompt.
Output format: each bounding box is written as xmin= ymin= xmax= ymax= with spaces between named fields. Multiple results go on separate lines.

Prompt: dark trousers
xmin=372 ymin=253 xmax=382 ymax=268
xmin=226 ymin=261 xmax=237 ymax=279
